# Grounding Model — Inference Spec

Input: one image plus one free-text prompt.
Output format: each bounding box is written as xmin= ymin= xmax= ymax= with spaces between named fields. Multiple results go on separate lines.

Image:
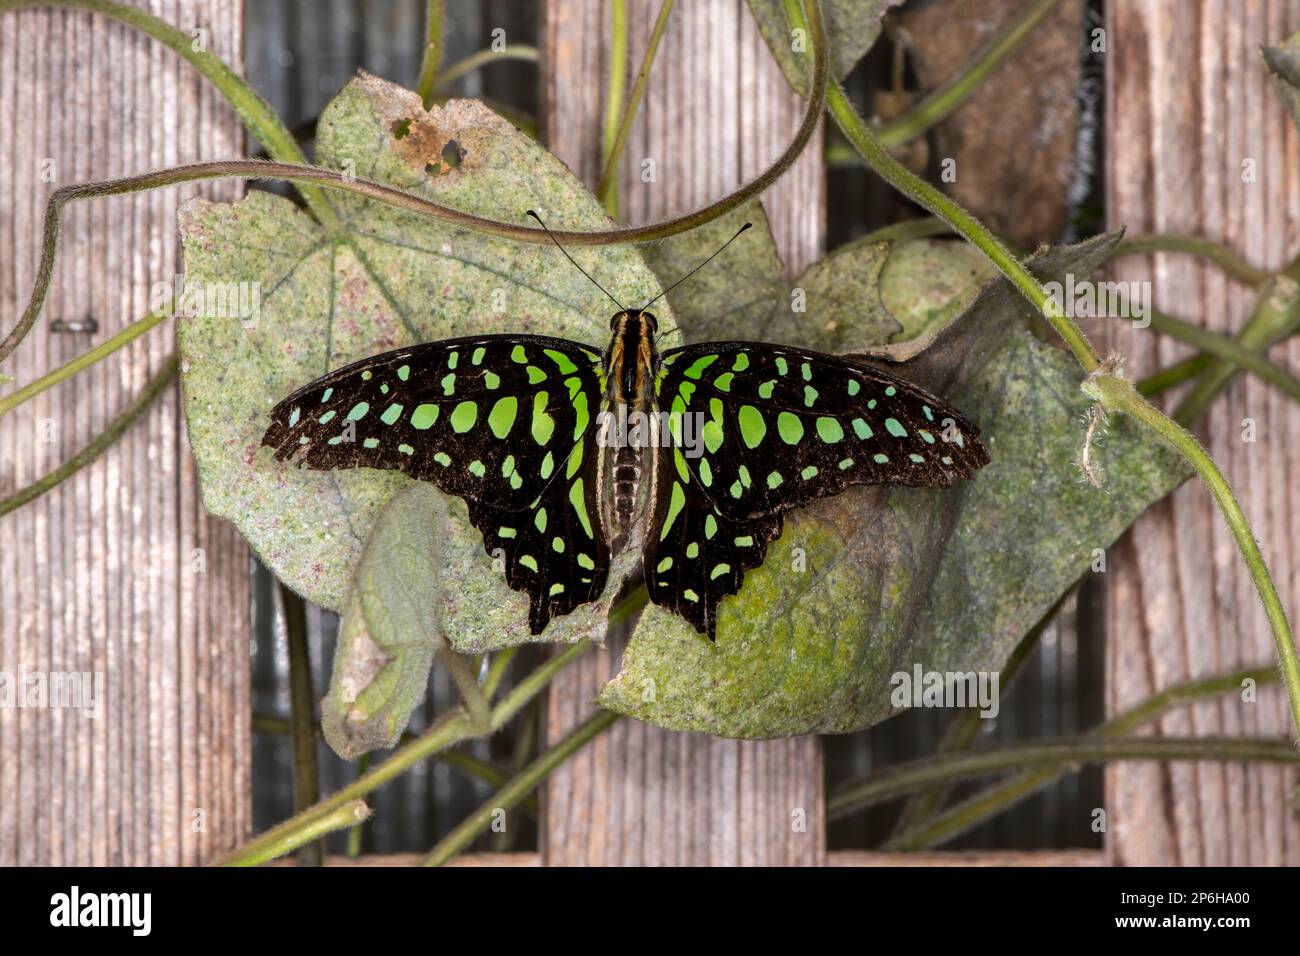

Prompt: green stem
xmin=218 ymin=640 xmax=590 ymax=866
xmin=874 ymin=0 xmax=1065 ymax=149
xmin=435 ymin=45 xmax=538 ymax=90
xmin=1137 ymin=354 xmax=1211 ymax=398
xmin=443 ymin=650 xmax=491 ymax=733
xmin=422 ymin=709 xmax=620 ymax=866
xmin=880 ymin=665 xmax=1278 ymax=848
xmin=416 ymin=0 xmax=444 ymax=108
xmin=891 ymin=590 xmax=1070 ymax=836
xmin=822 ymin=75 xmax=1100 ymax=371
xmin=1 ymin=305 xmax=168 ymax=404
xmin=596 ymin=0 xmax=676 ymax=208
xmin=808 ymin=0 xmax=1300 ymax=741
xmin=608 ymin=585 xmax=649 ymax=628
xmin=830 ymin=734 xmax=1296 ymax=818
xmin=1142 ymin=306 xmax=1300 ymax=408
xmin=0 ymin=0 xmax=337 ymax=227
xmin=221 ymin=801 xmax=370 ymax=867
xmin=1086 ymin=374 xmax=1300 ymax=740
xmin=481 ymin=646 xmax=519 ymax=700
xmin=0 ymin=355 xmax=177 ymax=517
xmin=281 ymin=584 xmax=321 ymax=866
xmin=1173 ymin=273 xmax=1300 ymax=426
xmin=346 ymin=755 xmax=370 ymax=857
xmin=1115 ymin=234 xmax=1271 ymax=289
xmin=250 ymin=712 xmax=525 ymax=806
xmin=599 ymin=0 xmax=629 ymax=215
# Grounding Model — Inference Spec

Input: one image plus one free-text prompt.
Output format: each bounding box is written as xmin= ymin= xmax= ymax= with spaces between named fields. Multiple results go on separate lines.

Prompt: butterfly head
xmin=609 ymin=309 xmax=659 ymax=334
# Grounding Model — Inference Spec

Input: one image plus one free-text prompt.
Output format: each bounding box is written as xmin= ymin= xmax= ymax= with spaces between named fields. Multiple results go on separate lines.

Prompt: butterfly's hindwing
xmin=262 ymin=334 xmax=608 ymax=634
xmin=655 ymin=341 xmax=990 ymax=523
xmin=642 ymin=449 xmax=783 ymax=639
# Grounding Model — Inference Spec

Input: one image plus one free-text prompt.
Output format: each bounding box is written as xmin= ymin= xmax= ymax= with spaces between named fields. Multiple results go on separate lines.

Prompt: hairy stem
xmin=422 ymin=709 xmax=620 ymax=866
xmin=0 ymin=0 xmax=338 ymax=226
xmin=1085 ymin=374 xmax=1300 ymax=740
xmin=0 ymin=355 xmax=177 ymax=518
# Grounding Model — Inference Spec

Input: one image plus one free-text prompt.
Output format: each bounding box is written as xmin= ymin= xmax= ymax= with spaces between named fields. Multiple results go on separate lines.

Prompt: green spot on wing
xmin=488 ymin=395 xmax=518 ymax=439
xmin=777 ymin=412 xmax=803 ymax=444
xmin=411 ymin=403 xmax=439 ymax=430
xmin=450 ymin=401 xmax=477 ymax=433
xmin=738 ymin=405 xmax=766 ymax=448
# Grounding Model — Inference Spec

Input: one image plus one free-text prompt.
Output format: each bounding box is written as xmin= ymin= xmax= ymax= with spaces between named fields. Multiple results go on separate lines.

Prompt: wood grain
xmin=0 ymin=0 xmax=250 ymax=865
xmin=1105 ymin=0 xmax=1300 ymax=866
xmin=539 ymin=0 xmax=825 ymax=866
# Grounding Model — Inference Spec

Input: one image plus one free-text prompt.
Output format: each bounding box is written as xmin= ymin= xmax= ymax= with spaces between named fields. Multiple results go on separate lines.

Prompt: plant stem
xmin=823 ymin=77 xmax=1100 ymax=371
xmin=809 ymin=6 xmax=1300 ymax=741
xmin=599 ymin=0 xmax=629 ymax=216
xmin=422 ymin=709 xmax=620 ymax=866
xmin=830 ymin=734 xmax=1296 ymax=818
xmin=1 ymin=305 xmax=169 ymax=405
xmin=1173 ymin=273 xmax=1300 ymax=426
xmin=1142 ymin=306 xmax=1300 ymax=408
xmin=1086 ymin=374 xmax=1300 ymax=740
xmin=223 ymin=801 xmax=371 ymax=867
xmin=1115 ymin=233 xmax=1271 ymax=288
xmin=281 ymin=584 xmax=321 ymax=866
xmin=0 ymin=0 xmax=338 ymax=227
xmin=1137 ymin=354 xmax=1211 ymax=397
xmin=0 ymin=355 xmax=177 ymax=517
xmin=481 ymin=646 xmax=520 ymax=700
xmin=891 ymin=590 xmax=1070 ymax=836
xmin=435 ymin=45 xmax=538 ymax=90
xmin=416 ymin=0 xmax=444 ymax=108
xmin=596 ymin=0 xmax=676 ymax=208
xmin=346 ymin=755 xmax=370 ymax=857
xmin=880 ymin=665 xmax=1279 ymax=848
xmin=874 ymin=0 xmax=1065 ymax=149
xmin=218 ymin=640 xmax=590 ymax=866
xmin=443 ymin=650 xmax=491 ymax=734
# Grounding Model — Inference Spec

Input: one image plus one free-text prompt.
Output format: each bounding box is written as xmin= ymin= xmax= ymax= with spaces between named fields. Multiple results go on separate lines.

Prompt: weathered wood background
xmin=0 ymin=0 xmax=250 ymax=865
xmin=1105 ymin=0 xmax=1300 ymax=865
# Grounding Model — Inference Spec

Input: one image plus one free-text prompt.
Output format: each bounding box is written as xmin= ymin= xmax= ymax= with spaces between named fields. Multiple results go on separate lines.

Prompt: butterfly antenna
xmin=526 ymin=209 xmax=627 ymax=312
xmin=641 ymin=222 xmax=752 ymax=311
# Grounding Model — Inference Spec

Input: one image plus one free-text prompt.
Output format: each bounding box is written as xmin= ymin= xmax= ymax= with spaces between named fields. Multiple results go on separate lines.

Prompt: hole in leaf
xmin=425 ymin=162 xmax=441 ymax=177
xmin=391 ymin=118 xmax=413 ymax=140
xmin=441 ymin=139 xmax=465 ymax=169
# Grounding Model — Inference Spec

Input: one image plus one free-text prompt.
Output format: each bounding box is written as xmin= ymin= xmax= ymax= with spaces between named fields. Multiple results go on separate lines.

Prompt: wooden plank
xmin=0 ymin=0 xmax=250 ymax=866
xmin=539 ymin=0 xmax=825 ymax=866
xmin=1104 ymin=0 xmax=1300 ymax=866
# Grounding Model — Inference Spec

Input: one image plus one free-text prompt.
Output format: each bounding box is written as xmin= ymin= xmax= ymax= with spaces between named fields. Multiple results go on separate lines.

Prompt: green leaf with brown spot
xmin=179 ymin=73 xmax=664 ymax=654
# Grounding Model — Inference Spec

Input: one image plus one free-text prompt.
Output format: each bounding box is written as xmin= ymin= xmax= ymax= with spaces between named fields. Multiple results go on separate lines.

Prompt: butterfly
xmin=262 ymin=215 xmax=990 ymax=639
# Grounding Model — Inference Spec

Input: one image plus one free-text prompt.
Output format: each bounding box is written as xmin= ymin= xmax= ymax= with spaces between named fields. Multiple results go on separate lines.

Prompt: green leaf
xmin=643 ymin=201 xmax=994 ymax=358
xmin=321 ymin=483 xmax=445 ymax=759
xmin=746 ymin=0 xmax=902 ymax=96
xmin=599 ymin=232 xmax=1189 ymax=737
xmin=179 ymin=73 xmax=665 ymax=653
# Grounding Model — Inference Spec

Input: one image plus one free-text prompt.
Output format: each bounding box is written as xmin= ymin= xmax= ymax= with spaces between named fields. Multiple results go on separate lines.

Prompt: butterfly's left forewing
xmin=262 ymin=334 xmax=610 ymax=634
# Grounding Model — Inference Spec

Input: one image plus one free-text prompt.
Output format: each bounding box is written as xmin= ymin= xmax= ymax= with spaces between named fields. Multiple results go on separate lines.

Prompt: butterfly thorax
xmin=600 ymin=310 xmax=660 ymax=548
